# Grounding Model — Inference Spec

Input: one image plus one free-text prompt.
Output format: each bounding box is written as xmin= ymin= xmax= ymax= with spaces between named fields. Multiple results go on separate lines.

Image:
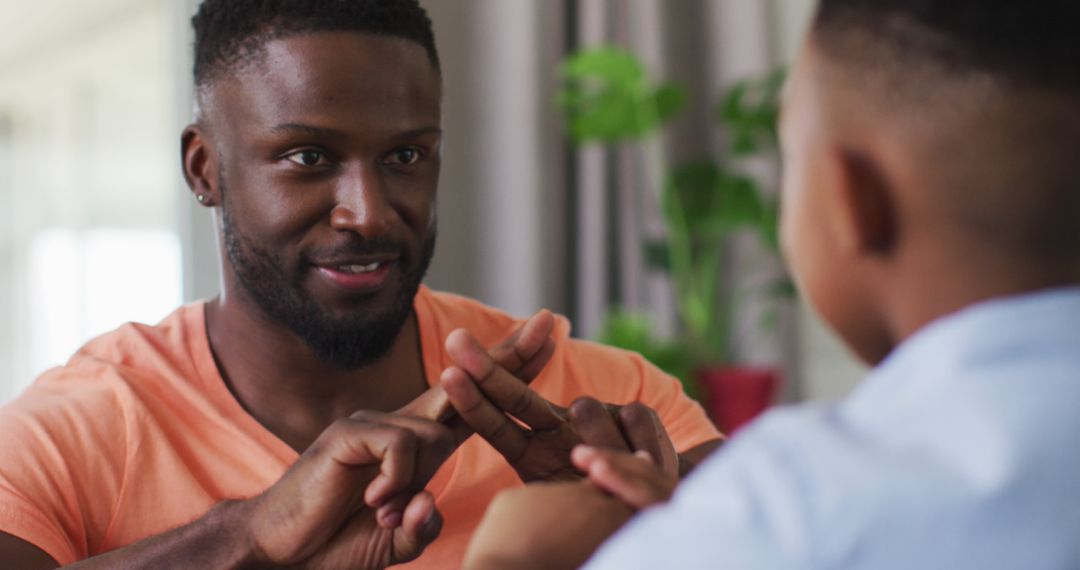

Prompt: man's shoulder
xmin=4 ymin=304 xmax=203 ymax=421
xmin=73 ymin=303 xmax=201 ymax=367
xmin=418 ymin=287 xmax=573 ymax=346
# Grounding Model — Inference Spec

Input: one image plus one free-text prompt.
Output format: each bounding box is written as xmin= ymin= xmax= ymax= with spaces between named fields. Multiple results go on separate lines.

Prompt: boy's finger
xmin=573 ymin=445 xmax=674 ymax=509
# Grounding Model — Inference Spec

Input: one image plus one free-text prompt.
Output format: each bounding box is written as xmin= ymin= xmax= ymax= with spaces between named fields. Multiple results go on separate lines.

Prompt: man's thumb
xmin=399 ymin=385 xmax=453 ymax=423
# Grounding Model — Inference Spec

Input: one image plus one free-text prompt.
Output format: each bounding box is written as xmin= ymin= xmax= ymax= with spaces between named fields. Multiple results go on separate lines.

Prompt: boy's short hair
xmin=810 ymin=0 xmax=1080 ymax=263
xmin=814 ymin=0 xmax=1079 ymax=90
xmin=191 ymin=0 xmax=440 ymax=88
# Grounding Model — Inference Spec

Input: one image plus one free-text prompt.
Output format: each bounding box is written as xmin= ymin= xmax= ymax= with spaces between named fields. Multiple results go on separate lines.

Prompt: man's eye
xmin=386 ymin=148 xmax=421 ymax=166
xmin=286 ymin=150 xmax=326 ymax=167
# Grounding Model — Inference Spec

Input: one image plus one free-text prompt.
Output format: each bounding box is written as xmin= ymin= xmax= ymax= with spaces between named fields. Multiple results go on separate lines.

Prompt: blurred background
xmin=0 ymin=0 xmax=865 ymax=428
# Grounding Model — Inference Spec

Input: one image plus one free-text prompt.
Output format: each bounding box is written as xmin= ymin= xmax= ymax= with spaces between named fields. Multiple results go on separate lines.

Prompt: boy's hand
xmin=572 ymin=445 xmax=678 ymax=509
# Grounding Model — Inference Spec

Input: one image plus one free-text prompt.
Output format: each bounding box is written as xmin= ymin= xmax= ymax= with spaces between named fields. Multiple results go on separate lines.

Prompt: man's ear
xmin=830 ymin=147 xmax=897 ymax=257
xmin=181 ymin=124 xmax=220 ymax=207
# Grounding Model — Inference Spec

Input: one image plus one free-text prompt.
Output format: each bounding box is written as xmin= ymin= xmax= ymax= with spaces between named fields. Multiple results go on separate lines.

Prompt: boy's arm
xmin=463 ymin=482 xmax=633 ymax=570
xmin=464 ymin=436 xmax=703 ymax=569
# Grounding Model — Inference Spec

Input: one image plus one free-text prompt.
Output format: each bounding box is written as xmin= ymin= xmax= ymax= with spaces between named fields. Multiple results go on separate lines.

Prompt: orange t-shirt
xmin=0 ymin=286 xmax=720 ymax=567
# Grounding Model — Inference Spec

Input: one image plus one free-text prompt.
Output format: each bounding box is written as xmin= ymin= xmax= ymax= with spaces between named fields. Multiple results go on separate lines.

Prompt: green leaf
xmin=654 ymin=84 xmax=687 ymax=122
xmin=718 ymin=82 xmax=748 ymax=125
xmin=595 ymin=309 xmax=654 ymax=351
xmin=768 ymin=278 xmax=798 ymax=298
xmin=716 ymin=67 xmax=787 ymax=156
xmin=558 ymin=47 xmax=688 ymax=143
xmin=757 ymin=197 xmax=781 ymax=252
xmin=594 ymin=309 xmax=699 ymax=399
xmin=643 ymin=239 xmax=671 ymax=271
xmin=560 ymin=47 xmax=645 ymax=85
xmin=662 ymin=160 xmax=766 ymax=237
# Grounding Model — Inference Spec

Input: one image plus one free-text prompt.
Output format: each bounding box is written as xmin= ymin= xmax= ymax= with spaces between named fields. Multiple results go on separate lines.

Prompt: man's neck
xmin=203 ymin=292 xmax=429 ymax=453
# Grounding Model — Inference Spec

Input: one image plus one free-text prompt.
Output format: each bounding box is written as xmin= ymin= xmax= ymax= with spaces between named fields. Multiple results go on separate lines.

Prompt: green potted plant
xmin=558 ymin=47 xmax=790 ymax=432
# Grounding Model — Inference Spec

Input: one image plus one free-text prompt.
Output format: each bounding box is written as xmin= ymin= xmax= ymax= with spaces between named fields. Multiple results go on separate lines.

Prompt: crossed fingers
xmin=442 ymin=329 xmax=565 ymax=462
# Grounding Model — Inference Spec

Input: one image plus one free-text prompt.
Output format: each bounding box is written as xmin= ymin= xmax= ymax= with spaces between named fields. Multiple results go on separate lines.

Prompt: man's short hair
xmin=191 ymin=0 xmax=440 ymax=88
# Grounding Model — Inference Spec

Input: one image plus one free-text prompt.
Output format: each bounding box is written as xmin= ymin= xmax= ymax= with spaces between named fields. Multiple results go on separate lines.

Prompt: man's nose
xmin=329 ymin=167 xmax=394 ymax=239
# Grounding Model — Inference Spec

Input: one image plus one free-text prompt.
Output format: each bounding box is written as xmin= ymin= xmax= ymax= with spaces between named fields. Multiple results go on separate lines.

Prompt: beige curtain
xmin=422 ymin=0 xmax=803 ymax=384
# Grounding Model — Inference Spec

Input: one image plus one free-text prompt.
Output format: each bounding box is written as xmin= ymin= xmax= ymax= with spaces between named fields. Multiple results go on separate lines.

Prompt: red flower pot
xmin=697 ymin=366 xmax=780 ymax=435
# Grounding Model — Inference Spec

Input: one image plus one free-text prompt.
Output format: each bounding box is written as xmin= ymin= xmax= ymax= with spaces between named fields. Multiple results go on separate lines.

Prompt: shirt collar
xmin=840 ymin=286 xmax=1080 ymax=422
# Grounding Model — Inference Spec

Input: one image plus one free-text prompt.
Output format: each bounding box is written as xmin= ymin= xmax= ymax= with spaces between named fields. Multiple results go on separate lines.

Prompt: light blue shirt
xmin=586 ymin=288 xmax=1080 ymax=569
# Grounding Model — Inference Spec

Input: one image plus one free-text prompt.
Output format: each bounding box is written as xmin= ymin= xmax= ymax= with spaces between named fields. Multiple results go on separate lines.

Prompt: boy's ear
xmin=830 ymin=147 xmax=897 ymax=257
xmin=181 ymin=124 xmax=220 ymax=207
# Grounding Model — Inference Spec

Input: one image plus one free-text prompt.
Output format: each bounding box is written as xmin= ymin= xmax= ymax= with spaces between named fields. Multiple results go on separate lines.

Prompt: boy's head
xmin=780 ymin=0 xmax=1080 ymax=364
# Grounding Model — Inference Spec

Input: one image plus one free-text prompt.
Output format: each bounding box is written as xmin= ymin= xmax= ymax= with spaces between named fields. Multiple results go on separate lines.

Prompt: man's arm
xmin=0 ymin=311 xmax=558 ymax=569
xmin=0 ymin=407 xmax=452 ymax=570
xmin=0 ymin=532 xmax=62 ymax=570
xmin=1 ymin=422 xmax=443 ymax=569
xmin=0 ymin=500 xmax=257 ymax=570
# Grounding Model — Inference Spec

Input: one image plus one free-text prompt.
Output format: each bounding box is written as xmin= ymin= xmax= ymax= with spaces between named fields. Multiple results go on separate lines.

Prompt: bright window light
xmin=28 ymin=228 xmax=182 ymax=377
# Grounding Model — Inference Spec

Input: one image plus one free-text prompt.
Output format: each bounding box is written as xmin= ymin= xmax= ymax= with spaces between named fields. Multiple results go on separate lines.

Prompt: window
xmin=0 ymin=1 xmax=182 ymax=402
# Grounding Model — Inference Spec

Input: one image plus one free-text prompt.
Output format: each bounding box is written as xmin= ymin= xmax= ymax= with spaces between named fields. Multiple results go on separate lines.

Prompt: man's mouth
xmin=313 ymin=257 xmax=397 ymax=293
xmin=334 ymin=261 xmax=384 ymax=274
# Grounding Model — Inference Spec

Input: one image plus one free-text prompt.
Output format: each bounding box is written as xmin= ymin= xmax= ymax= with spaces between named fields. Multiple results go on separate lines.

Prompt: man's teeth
xmin=336 ymin=262 xmax=382 ymax=274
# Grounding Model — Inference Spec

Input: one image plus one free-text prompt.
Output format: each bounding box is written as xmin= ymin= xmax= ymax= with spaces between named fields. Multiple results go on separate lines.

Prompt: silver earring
xmin=197 ymin=194 xmax=207 ymax=204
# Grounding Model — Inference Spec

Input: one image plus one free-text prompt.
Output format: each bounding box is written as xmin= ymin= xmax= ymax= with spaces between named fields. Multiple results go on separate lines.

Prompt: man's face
xmin=203 ymin=32 xmax=442 ymax=369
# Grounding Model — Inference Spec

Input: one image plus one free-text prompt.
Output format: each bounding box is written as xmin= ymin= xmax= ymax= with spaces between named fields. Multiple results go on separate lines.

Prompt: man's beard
xmin=221 ymin=197 xmax=436 ymax=371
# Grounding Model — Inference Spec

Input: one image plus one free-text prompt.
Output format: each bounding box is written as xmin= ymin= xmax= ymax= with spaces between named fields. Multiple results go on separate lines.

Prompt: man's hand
xmin=242 ymin=406 xmax=454 ymax=569
xmin=441 ymin=328 xmax=680 ymax=483
xmin=414 ymin=310 xmax=557 ymax=429
xmin=0 ymin=313 xmax=565 ymax=570
xmin=244 ymin=310 xmax=561 ymax=569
